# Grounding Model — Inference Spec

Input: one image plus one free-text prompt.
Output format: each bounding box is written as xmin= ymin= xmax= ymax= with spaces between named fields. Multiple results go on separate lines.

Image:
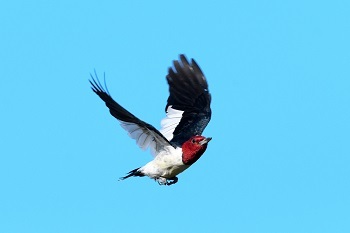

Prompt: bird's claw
xmin=166 ymin=177 xmax=178 ymax=186
xmin=156 ymin=177 xmax=178 ymax=186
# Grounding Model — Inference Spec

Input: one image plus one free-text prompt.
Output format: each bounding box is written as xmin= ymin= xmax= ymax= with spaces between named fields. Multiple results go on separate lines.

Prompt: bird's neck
xmin=181 ymin=144 xmax=208 ymax=165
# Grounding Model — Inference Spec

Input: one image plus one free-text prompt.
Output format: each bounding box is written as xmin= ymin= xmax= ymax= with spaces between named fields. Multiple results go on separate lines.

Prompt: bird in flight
xmin=89 ymin=54 xmax=211 ymax=185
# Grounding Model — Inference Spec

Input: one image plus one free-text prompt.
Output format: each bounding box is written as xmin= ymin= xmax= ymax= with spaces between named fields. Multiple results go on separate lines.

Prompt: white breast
xmin=140 ymin=147 xmax=190 ymax=178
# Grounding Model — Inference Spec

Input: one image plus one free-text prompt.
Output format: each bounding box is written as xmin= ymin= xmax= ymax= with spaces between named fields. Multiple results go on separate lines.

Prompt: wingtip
xmin=179 ymin=54 xmax=187 ymax=60
xmin=89 ymin=70 xmax=111 ymax=95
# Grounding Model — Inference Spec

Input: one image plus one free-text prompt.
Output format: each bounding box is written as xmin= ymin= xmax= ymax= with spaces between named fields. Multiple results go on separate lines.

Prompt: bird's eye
xmin=191 ymin=139 xmax=196 ymax=143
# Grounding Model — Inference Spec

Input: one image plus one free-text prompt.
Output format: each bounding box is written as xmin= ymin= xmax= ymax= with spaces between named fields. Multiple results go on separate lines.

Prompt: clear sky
xmin=1 ymin=1 xmax=349 ymax=233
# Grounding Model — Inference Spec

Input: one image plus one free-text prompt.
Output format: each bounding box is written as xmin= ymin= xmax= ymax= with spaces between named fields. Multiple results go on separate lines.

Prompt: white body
xmin=139 ymin=146 xmax=189 ymax=179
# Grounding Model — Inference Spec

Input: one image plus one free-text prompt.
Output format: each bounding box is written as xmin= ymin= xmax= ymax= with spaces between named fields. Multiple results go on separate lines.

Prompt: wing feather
xmin=90 ymin=73 xmax=172 ymax=157
xmin=161 ymin=55 xmax=211 ymax=146
xmin=90 ymin=54 xmax=211 ymax=152
xmin=159 ymin=106 xmax=184 ymax=141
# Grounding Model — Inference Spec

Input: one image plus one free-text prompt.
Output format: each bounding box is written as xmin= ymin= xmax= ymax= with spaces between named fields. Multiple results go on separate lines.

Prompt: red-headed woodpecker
xmin=90 ymin=54 xmax=211 ymax=185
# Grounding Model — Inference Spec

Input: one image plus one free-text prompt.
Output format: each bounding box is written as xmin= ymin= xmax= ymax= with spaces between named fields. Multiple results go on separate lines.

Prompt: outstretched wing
xmin=160 ymin=55 xmax=211 ymax=147
xmin=90 ymin=73 xmax=173 ymax=157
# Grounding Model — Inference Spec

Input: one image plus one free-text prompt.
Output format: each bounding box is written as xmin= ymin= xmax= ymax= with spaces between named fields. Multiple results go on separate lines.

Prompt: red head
xmin=182 ymin=136 xmax=212 ymax=165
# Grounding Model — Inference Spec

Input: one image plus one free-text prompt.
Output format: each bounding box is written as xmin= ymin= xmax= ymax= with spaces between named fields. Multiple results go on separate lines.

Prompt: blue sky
xmin=1 ymin=1 xmax=349 ymax=232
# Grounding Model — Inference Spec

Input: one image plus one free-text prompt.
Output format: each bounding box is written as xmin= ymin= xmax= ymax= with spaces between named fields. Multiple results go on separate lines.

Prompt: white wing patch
xmin=118 ymin=105 xmax=183 ymax=157
xmin=120 ymin=121 xmax=166 ymax=157
xmin=160 ymin=106 xmax=184 ymax=141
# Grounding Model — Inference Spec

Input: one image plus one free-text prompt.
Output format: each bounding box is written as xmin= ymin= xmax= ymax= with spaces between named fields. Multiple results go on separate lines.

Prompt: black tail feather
xmin=119 ymin=167 xmax=144 ymax=180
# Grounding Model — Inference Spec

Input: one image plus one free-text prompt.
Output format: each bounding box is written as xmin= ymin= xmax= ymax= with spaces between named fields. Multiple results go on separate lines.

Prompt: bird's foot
xmin=155 ymin=177 xmax=178 ymax=186
xmin=156 ymin=177 xmax=167 ymax=185
xmin=166 ymin=177 xmax=178 ymax=186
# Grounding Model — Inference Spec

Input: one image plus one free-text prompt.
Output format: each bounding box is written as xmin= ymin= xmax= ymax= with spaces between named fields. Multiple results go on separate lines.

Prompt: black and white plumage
xmin=162 ymin=55 xmax=211 ymax=146
xmin=90 ymin=54 xmax=211 ymax=185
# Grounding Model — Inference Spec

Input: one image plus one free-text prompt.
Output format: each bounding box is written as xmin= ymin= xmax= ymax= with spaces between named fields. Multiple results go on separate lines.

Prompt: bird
xmin=89 ymin=54 xmax=211 ymax=186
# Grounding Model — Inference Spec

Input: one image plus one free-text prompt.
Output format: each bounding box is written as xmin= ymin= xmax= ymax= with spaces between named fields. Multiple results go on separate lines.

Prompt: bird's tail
xmin=119 ymin=167 xmax=144 ymax=180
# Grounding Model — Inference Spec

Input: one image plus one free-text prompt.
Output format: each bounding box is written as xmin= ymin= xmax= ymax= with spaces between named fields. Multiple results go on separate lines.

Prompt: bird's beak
xmin=199 ymin=137 xmax=212 ymax=145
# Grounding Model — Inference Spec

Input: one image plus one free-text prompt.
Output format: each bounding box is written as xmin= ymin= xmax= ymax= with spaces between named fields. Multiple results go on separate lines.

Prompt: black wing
xmin=163 ymin=54 xmax=211 ymax=147
xmin=89 ymin=73 xmax=173 ymax=156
